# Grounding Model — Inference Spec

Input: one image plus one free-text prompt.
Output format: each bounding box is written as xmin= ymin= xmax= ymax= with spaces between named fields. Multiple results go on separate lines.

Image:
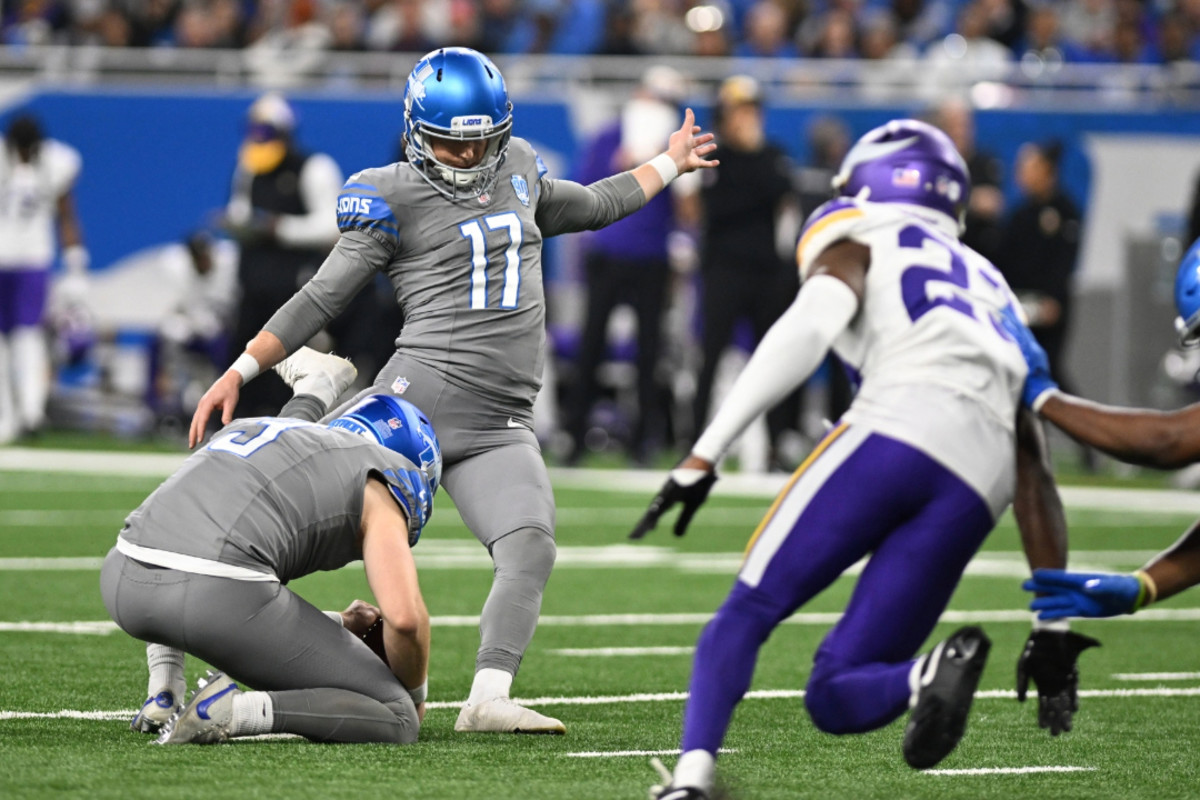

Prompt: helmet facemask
xmin=405 ymin=103 xmax=513 ymax=201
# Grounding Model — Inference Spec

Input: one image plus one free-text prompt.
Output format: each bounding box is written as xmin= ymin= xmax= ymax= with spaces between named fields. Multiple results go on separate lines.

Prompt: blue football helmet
xmin=1175 ymin=237 xmax=1200 ymax=346
xmin=403 ymin=47 xmax=513 ymax=200
xmin=329 ymin=394 xmax=442 ymax=494
xmin=831 ymin=119 xmax=970 ymax=231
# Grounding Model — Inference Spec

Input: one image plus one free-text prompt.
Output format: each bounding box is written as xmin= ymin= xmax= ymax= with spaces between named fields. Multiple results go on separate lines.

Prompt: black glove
xmin=629 ymin=468 xmax=717 ymax=539
xmin=1016 ymin=629 xmax=1101 ymax=735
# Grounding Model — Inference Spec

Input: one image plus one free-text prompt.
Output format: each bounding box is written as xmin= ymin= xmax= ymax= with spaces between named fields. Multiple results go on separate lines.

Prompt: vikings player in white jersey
xmin=188 ymin=47 xmax=718 ymax=734
xmin=0 ymin=115 xmax=87 ymax=443
xmin=635 ymin=120 xmax=1092 ymax=799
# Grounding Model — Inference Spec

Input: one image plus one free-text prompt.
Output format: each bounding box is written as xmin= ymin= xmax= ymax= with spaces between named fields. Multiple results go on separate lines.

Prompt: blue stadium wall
xmin=10 ymin=87 xmax=1200 ymax=274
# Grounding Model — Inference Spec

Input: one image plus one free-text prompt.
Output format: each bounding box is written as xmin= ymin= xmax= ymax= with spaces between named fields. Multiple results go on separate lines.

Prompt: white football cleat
xmin=130 ymin=689 xmax=182 ymax=733
xmin=156 ymin=671 xmax=241 ymax=745
xmin=273 ymin=347 xmax=357 ymax=408
xmin=454 ymin=697 xmax=566 ymax=734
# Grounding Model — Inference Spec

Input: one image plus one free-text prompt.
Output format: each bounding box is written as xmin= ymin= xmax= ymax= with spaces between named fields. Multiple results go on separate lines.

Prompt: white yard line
xmin=6 ymin=686 xmax=1200 ymax=721
xmin=8 ymin=607 xmax=1200 ymax=636
xmin=564 ymin=748 xmax=736 ymax=758
xmin=0 ymin=548 xmax=1167 ymax=576
xmin=550 ymin=647 xmax=696 ymax=657
xmin=0 ymin=510 xmax=128 ymax=526
xmin=1111 ymin=671 xmax=1200 ymax=681
xmin=4 ymin=449 xmax=1200 ymax=513
xmin=926 ymin=767 xmax=1096 ymax=776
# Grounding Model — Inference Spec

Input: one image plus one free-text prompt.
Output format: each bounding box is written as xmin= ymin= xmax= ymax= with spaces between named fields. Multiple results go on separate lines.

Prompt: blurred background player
xmin=1006 ymin=237 xmax=1200 ymax=619
xmin=0 ymin=113 xmax=87 ymax=444
xmin=997 ymin=140 xmax=1081 ymax=410
xmin=633 ymin=120 xmax=1089 ymax=799
xmin=221 ymin=91 xmax=342 ymax=418
xmin=565 ymin=65 xmax=700 ymax=465
xmin=691 ymin=75 xmax=803 ymax=470
xmin=111 ymin=351 xmax=439 ymax=746
xmin=188 ymin=46 xmax=718 ymax=735
xmin=998 ymin=139 xmax=1092 ymax=469
xmin=151 ymin=231 xmax=239 ymax=421
xmin=929 ymin=97 xmax=1006 ymax=267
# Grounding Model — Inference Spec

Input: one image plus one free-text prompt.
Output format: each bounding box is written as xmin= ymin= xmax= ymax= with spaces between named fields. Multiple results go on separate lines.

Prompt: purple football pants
xmin=681 ymin=424 xmax=995 ymax=754
xmin=0 ymin=268 xmax=49 ymax=334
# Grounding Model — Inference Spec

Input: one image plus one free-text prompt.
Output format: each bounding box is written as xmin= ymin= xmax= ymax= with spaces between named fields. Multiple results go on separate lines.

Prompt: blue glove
xmin=998 ymin=305 xmax=1058 ymax=410
xmin=1023 ymin=568 xmax=1146 ymax=619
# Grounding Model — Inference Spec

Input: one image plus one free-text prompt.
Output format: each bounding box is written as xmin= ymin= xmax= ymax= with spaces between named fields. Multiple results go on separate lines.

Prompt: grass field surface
xmin=3 ymin=448 xmax=1200 ymax=799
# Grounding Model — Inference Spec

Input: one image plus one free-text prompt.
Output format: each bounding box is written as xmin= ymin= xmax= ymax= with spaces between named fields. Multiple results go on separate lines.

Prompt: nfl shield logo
xmin=391 ymin=376 xmax=410 ymax=395
xmin=511 ymin=174 xmax=529 ymax=207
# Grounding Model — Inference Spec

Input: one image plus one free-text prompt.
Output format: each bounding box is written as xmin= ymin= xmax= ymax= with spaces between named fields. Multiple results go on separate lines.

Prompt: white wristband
xmin=648 ymin=153 xmax=678 ymax=186
xmin=323 ymin=610 xmax=345 ymax=627
xmin=1030 ymin=387 xmax=1059 ymax=414
xmin=230 ymin=353 xmax=261 ymax=385
xmin=407 ymin=681 xmax=427 ymax=706
xmin=1031 ymin=613 xmax=1070 ymax=632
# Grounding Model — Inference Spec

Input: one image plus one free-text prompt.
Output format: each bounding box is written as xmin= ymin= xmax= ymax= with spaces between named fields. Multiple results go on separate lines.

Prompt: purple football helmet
xmin=831 ymin=119 xmax=970 ymax=229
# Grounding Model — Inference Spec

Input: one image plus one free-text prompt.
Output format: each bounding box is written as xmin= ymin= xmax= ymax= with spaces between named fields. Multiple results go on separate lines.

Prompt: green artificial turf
xmin=2 ymin=463 xmax=1200 ymax=799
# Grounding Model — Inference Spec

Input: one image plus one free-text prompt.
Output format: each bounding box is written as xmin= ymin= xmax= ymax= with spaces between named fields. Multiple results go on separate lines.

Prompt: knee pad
xmin=490 ymin=528 xmax=556 ymax=583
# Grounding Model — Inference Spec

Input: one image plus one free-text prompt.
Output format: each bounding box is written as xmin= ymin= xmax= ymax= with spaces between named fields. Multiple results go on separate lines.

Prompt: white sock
xmin=10 ymin=326 xmax=48 ymax=431
xmin=467 ymin=668 xmax=513 ymax=705
xmin=674 ymin=750 xmax=715 ymax=793
xmin=146 ymin=643 xmax=186 ymax=701
xmin=229 ymin=691 xmax=274 ymax=737
xmin=0 ymin=334 xmax=16 ymax=443
xmin=908 ymin=639 xmax=946 ymax=708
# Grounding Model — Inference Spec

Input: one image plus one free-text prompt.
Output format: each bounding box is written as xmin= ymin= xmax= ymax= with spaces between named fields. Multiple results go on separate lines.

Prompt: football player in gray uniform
xmin=188 ymin=46 xmax=718 ymax=734
xmin=103 ymin=351 xmax=442 ymax=745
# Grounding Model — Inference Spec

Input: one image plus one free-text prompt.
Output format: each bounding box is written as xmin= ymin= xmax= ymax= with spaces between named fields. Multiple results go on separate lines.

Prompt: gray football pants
xmin=325 ymin=353 xmax=557 ymax=676
xmin=100 ymin=549 xmax=419 ymax=744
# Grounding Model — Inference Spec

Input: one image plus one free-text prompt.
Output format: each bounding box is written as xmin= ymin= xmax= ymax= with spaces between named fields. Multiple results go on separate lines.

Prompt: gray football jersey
xmin=264 ymin=137 xmax=645 ymax=411
xmin=119 ymin=418 xmax=420 ymax=583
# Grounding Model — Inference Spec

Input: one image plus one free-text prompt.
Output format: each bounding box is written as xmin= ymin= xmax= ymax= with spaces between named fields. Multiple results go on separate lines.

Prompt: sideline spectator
xmin=930 ymin=97 xmax=1006 ymax=266
xmin=566 ymin=66 xmax=700 ymax=465
xmin=998 ymin=139 xmax=1088 ymax=473
xmin=220 ymin=92 xmax=342 ymax=421
xmin=692 ymin=76 xmax=802 ymax=469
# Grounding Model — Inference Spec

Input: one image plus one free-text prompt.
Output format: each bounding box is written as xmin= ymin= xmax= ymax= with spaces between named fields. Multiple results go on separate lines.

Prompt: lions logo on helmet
xmin=329 ymin=394 xmax=441 ymax=490
xmin=402 ymin=47 xmax=513 ymax=201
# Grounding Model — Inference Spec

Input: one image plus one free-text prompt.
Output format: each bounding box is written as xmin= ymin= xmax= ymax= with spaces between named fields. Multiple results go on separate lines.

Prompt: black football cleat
xmin=651 ymin=789 xmax=709 ymax=800
xmin=903 ymin=625 xmax=991 ymax=770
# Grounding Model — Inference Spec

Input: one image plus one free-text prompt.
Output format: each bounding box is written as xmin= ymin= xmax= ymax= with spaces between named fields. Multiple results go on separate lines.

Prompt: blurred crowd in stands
xmin=4 ymin=0 xmax=1200 ymax=67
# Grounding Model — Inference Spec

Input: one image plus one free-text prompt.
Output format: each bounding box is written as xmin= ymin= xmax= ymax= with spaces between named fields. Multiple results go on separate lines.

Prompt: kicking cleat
xmin=273 ymin=347 xmax=357 ymax=407
xmin=130 ymin=689 xmax=181 ymax=734
xmin=903 ymin=625 xmax=991 ymax=769
xmin=649 ymin=757 xmax=710 ymax=800
xmin=155 ymin=671 xmax=241 ymax=745
xmin=454 ymin=697 xmax=566 ymax=734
